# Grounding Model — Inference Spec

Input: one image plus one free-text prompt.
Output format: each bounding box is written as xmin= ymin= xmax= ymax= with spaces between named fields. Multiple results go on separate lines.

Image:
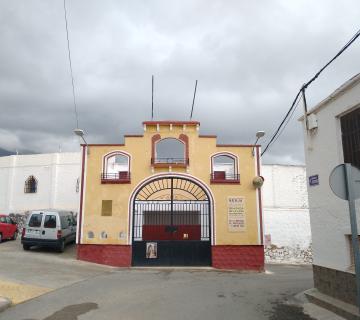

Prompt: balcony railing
xmin=151 ymin=158 xmax=189 ymax=166
xmin=210 ymin=172 xmax=240 ymax=184
xmin=101 ymin=172 xmax=131 ymax=184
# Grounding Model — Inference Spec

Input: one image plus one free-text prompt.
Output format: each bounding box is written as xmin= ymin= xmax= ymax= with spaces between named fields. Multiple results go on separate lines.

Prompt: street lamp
xmin=252 ymin=131 xmax=265 ymax=156
xmin=73 ymin=128 xmax=88 ymax=145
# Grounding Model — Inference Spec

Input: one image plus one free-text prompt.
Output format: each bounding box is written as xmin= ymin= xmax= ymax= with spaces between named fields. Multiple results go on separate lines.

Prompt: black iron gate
xmin=132 ymin=177 xmax=211 ymax=266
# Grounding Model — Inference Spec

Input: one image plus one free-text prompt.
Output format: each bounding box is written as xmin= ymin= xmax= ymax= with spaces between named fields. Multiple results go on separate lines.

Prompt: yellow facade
xmin=80 ymin=121 xmax=262 ymax=248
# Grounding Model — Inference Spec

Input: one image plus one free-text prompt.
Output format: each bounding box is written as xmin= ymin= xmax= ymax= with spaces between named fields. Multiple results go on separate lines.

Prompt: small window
xmin=60 ymin=216 xmax=71 ymax=229
xmin=87 ymin=231 xmax=94 ymax=239
xmin=100 ymin=231 xmax=108 ymax=239
xmin=101 ymin=200 xmax=112 ymax=216
xmin=0 ymin=217 xmax=6 ymax=223
xmin=44 ymin=215 xmax=57 ymax=229
xmin=76 ymin=178 xmax=80 ymax=193
xmin=102 ymin=152 xmax=130 ymax=182
xmin=29 ymin=214 xmax=42 ymax=227
xmin=211 ymin=154 xmax=239 ymax=183
xmin=24 ymin=176 xmax=37 ymax=193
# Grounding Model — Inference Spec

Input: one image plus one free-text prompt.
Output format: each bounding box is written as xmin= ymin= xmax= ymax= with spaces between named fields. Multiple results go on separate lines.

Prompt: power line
xmin=262 ymin=28 xmax=360 ymax=156
xmin=63 ymin=0 xmax=79 ymax=129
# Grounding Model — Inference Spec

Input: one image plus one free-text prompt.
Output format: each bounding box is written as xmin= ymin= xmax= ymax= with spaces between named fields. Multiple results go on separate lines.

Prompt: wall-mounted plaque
xmin=228 ymin=196 xmax=246 ymax=232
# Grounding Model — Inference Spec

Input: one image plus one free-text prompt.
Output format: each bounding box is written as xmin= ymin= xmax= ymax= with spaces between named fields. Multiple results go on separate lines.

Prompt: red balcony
xmin=210 ymin=171 xmax=240 ymax=184
xmin=101 ymin=172 xmax=131 ymax=184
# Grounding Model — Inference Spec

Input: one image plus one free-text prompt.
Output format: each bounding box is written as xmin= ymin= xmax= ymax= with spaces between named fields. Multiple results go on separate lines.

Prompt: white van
xmin=21 ymin=210 xmax=76 ymax=252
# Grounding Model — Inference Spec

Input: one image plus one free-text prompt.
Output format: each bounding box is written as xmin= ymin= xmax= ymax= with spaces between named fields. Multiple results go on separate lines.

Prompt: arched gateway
xmin=131 ymin=175 xmax=213 ymax=266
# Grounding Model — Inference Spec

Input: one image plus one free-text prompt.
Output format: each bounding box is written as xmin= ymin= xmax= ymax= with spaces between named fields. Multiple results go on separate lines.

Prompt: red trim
xmin=78 ymin=146 xmax=86 ymax=244
xmin=216 ymin=144 xmax=261 ymax=147
xmin=151 ymin=134 xmax=161 ymax=161
xmin=143 ymin=121 xmax=200 ymax=126
xmin=256 ymin=146 xmax=264 ymax=245
xmin=210 ymin=179 xmax=240 ymax=184
xmin=81 ymin=144 xmax=125 ymax=146
xmin=77 ymin=244 xmax=131 ymax=267
xmin=124 ymin=135 xmax=143 ymax=138
xmin=199 ymin=135 xmax=217 ymax=138
xmin=101 ymin=179 xmax=131 ymax=184
xmin=178 ymin=134 xmax=189 ymax=164
xmin=212 ymin=245 xmax=264 ymax=271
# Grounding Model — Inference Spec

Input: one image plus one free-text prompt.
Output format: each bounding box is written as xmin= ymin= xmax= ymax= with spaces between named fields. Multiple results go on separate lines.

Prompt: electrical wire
xmin=63 ymin=0 xmax=79 ymax=129
xmin=262 ymin=28 xmax=360 ymax=156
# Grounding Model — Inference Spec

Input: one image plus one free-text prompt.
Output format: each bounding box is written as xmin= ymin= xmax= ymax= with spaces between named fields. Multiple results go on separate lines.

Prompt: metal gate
xmin=132 ymin=177 xmax=211 ymax=266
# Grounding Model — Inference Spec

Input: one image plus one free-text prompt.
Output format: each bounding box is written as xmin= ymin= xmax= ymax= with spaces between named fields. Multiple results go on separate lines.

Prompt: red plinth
xmin=77 ymin=244 xmax=131 ymax=267
xmin=212 ymin=245 xmax=264 ymax=271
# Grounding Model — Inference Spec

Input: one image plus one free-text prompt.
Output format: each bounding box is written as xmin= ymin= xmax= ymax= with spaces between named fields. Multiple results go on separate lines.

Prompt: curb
xmin=0 ymin=297 xmax=11 ymax=313
xmin=305 ymin=288 xmax=360 ymax=320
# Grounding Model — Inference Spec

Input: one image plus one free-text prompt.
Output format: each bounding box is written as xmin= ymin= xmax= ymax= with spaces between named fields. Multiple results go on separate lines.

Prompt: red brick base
xmin=212 ymin=245 xmax=264 ymax=271
xmin=77 ymin=244 xmax=132 ymax=267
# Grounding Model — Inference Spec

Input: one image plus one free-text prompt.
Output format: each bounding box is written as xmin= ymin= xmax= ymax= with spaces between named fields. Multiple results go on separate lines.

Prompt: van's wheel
xmin=12 ymin=231 xmax=17 ymax=240
xmin=23 ymin=244 xmax=30 ymax=250
xmin=58 ymin=240 xmax=65 ymax=253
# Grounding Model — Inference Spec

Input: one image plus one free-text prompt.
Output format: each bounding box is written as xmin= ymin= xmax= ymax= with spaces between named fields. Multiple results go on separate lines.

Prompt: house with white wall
xmin=300 ymin=73 xmax=360 ymax=317
xmin=0 ymin=151 xmax=311 ymax=264
xmin=262 ymin=164 xmax=311 ymax=264
xmin=0 ymin=152 xmax=80 ymax=213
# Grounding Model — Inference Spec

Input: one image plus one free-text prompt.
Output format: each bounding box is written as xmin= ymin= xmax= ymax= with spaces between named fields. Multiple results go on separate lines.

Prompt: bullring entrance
xmin=132 ymin=176 xmax=212 ymax=266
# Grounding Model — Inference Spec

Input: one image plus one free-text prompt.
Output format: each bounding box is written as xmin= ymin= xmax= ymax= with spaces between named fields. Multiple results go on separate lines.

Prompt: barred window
xmin=24 ymin=176 xmax=37 ymax=193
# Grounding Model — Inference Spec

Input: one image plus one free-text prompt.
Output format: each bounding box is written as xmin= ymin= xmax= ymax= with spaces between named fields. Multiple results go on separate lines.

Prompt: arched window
xmin=154 ymin=138 xmax=186 ymax=165
xmin=211 ymin=153 xmax=240 ymax=183
xmin=102 ymin=152 xmax=130 ymax=183
xmin=24 ymin=175 xmax=37 ymax=193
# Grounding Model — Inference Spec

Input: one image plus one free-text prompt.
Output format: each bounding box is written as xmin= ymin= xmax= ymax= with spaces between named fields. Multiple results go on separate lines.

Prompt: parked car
xmin=21 ymin=210 xmax=76 ymax=252
xmin=0 ymin=214 xmax=18 ymax=243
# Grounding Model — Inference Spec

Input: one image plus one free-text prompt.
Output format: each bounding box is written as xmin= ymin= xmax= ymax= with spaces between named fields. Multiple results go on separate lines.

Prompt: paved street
xmin=0 ymin=239 xmax=343 ymax=320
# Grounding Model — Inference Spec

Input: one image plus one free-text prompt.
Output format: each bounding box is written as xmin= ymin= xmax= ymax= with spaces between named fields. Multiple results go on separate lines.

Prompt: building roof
xmin=299 ymin=73 xmax=360 ymax=121
xmin=142 ymin=121 xmax=200 ymax=126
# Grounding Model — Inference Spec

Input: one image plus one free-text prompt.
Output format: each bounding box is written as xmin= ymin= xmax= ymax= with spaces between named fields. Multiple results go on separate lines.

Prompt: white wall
xmin=0 ymin=152 xmax=80 ymax=213
xmin=262 ymin=165 xmax=312 ymax=263
xmin=302 ymin=77 xmax=360 ymax=271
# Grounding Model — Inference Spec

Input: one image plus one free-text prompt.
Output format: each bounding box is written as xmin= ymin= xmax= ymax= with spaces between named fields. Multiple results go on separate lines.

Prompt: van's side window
xmin=60 ymin=216 xmax=70 ymax=229
xmin=29 ymin=214 xmax=42 ymax=228
xmin=44 ymin=215 xmax=57 ymax=229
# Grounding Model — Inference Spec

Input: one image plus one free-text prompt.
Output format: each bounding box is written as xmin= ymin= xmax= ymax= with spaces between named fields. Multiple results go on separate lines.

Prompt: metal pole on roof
xmin=190 ymin=80 xmax=198 ymax=120
xmin=151 ymin=75 xmax=154 ymax=120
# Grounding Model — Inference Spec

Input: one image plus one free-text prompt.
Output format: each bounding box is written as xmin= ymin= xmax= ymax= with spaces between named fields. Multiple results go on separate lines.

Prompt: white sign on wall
xmin=228 ymin=196 xmax=246 ymax=232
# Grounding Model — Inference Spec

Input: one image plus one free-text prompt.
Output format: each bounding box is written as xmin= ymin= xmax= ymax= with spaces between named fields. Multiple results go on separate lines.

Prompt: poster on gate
xmin=227 ymin=196 xmax=246 ymax=232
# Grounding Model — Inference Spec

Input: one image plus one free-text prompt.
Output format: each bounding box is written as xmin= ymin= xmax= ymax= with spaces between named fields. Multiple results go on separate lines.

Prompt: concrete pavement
xmin=0 ymin=239 xmax=114 ymax=305
xmin=0 ymin=239 xmax=347 ymax=320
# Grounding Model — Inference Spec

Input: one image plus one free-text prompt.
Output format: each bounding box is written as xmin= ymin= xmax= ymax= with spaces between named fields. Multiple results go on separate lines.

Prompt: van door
xmin=25 ymin=213 xmax=43 ymax=240
xmin=42 ymin=214 xmax=58 ymax=240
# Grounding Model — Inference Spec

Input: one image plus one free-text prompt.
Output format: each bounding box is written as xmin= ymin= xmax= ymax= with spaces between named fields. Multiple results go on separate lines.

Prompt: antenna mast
xmin=190 ymin=80 xmax=198 ymax=120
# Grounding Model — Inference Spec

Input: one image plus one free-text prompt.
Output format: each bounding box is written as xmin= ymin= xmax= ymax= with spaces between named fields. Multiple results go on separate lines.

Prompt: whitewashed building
xmin=300 ymin=73 xmax=360 ymax=313
xmin=262 ymin=164 xmax=311 ymax=264
xmin=0 ymin=151 xmax=311 ymax=264
xmin=0 ymin=152 xmax=80 ymax=213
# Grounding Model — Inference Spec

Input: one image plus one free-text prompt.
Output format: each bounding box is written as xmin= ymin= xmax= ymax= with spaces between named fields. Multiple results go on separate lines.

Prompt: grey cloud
xmin=0 ymin=0 xmax=359 ymax=164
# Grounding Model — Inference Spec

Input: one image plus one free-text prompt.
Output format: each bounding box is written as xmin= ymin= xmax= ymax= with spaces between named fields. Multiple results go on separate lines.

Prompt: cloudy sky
xmin=1 ymin=0 xmax=359 ymax=164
